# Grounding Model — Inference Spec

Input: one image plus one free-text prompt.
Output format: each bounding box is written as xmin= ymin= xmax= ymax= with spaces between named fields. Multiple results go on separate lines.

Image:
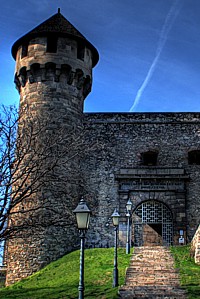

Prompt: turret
xmin=12 ymin=8 xmax=98 ymax=117
xmin=5 ymin=9 xmax=99 ymax=285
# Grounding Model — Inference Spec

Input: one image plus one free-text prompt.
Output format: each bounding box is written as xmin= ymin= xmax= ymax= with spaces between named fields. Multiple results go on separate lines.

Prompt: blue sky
xmin=1 ymin=0 xmax=200 ymax=112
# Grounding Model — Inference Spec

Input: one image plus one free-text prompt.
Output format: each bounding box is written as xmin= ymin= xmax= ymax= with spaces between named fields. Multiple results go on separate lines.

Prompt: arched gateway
xmin=132 ymin=200 xmax=173 ymax=246
xmin=117 ymin=167 xmax=188 ymax=247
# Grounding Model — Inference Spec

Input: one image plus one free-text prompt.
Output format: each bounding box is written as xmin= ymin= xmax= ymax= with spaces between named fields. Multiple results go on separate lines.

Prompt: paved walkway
xmin=119 ymin=246 xmax=187 ymax=299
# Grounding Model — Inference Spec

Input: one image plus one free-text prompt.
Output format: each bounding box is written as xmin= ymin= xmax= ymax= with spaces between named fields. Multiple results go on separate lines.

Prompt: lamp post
xmin=73 ymin=197 xmax=91 ymax=299
xmin=126 ymin=198 xmax=132 ymax=254
xmin=111 ymin=208 xmax=120 ymax=287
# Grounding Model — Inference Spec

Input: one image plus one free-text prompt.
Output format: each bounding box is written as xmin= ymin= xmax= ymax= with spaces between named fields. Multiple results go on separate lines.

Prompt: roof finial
xmin=58 ymin=8 xmax=61 ymax=14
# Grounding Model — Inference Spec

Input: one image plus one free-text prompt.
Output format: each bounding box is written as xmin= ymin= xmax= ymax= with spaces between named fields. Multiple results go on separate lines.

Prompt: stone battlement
xmin=84 ymin=112 xmax=200 ymax=123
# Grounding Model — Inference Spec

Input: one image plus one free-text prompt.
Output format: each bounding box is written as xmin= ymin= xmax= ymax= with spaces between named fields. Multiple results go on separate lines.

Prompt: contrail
xmin=129 ymin=0 xmax=181 ymax=112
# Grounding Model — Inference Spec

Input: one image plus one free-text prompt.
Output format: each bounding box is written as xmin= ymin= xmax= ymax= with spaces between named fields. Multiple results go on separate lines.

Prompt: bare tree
xmin=0 ymin=104 xmax=99 ymax=264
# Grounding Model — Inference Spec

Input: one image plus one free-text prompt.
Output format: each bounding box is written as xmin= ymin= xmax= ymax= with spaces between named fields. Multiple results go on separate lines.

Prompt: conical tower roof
xmin=12 ymin=9 xmax=99 ymax=67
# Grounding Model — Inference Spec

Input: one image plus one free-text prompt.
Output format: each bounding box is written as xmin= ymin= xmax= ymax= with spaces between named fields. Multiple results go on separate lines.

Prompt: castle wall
xmin=5 ymin=11 xmax=200 ymax=286
xmin=6 ymin=106 xmax=200 ymax=284
xmin=82 ymin=112 xmax=200 ymax=247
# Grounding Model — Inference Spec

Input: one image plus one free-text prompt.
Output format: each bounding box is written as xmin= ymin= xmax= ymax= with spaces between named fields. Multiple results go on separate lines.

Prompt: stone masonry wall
xmin=82 ymin=112 xmax=200 ymax=247
xmin=191 ymin=225 xmax=200 ymax=265
xmin=5 ymin=34 xmax=94 ymax=285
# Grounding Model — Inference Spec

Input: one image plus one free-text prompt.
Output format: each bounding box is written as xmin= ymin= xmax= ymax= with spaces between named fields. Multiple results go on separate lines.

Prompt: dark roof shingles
xmin=12 ymin=11 xmax=99 ymax=67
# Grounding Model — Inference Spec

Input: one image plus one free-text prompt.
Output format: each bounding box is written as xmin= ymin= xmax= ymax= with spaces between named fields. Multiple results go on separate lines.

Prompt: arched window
xmin=75 ymin=69 xmax=84 ymax=89
xmin=29 ymin=63 xmax=41 ymax=83
xmin=45 ymin=62 xmax=56 ymax=80
xmin=60 ymin=64 xmax=72 ymax=83
xmin=141 ymin=151 xmax=158 ymax=166
xmin=19 ymin=67 xmax=27 ymax=87
xmin=30 ymin=63 xmax=40 ymax=72
xmin=188 ymin=150 xmax=200 ymax=165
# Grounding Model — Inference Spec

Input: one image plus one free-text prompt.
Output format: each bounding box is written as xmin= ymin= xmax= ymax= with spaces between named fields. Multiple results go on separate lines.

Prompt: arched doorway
xmin=132 ymin=200 xmax=173 ymax=246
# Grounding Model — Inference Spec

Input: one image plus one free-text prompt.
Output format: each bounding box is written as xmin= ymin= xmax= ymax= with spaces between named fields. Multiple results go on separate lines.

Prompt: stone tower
xmin=5 ymin=9 xmax=99 ymax=285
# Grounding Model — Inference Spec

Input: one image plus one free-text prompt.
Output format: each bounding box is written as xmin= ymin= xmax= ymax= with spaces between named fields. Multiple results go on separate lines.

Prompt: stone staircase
xmin=119 ymin=246 xmax=187 ymax=299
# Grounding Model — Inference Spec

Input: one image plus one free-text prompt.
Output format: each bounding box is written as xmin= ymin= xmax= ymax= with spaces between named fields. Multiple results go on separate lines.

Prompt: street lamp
xmin=126 ymin=198 xmax=132 ymax=254
xmin=111 ymin=208 xmax=120 ymax=287
xmin=73 ymin=197 xmax=91 ymax=299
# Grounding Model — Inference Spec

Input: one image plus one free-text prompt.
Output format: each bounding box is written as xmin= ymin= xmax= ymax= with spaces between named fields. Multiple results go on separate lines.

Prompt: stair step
xmin=119 ymin=286 xmax=187 ymax=299
xmin=119 ymin=246 xmax=187 ymax=299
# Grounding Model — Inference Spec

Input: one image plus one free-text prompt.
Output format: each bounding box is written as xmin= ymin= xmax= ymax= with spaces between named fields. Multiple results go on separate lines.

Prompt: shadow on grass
xmin=0 ymin=285 xmax=78 ymax=299
xmin=0 ymin=285 xmax=119 ymax=299
xmin=185 ymin=285 xmax=200 ymax=299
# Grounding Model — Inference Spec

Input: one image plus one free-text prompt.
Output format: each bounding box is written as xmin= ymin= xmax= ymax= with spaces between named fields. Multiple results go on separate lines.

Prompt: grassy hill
xmin=171 ymin=246 xmax=200 ymax=299
xmin=0 ymin=246 xmax=199 ymax=299
xmin=0 ymin=248 xmax=130 ymax=299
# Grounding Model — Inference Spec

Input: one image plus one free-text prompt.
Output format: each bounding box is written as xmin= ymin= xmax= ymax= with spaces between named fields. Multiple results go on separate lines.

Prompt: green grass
xmin=171 ymin=245 xmax=200 ymax=299
xmin=1 ymin=246 xmax=199 ymax=299
xmin=0 ymin=248 xmax=131 ymax=299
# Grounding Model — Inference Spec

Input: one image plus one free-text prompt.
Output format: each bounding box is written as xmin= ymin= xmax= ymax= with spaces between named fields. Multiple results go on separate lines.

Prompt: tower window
xmin=83 ymin=76 xmax=91 ymax=97
xmin=21 ymin=43 xmax=28 ymax=58
xmin=60 ymin=64 xmax=72 ymax=84
xmin=45 ymin=62 xmax=56 ymax=80
xmin=77 ymin=42 xmax=85 ymax=61
xmin=19 ymin=67 xmax=27 ymax=87
xmin=47 ymin=36 xmax=58 ymax=53
xmin=188 ymin=150 xmax=200 ymax=165
xmin=30 ymin=63 xmax=41 ymax=83
xmin=141 ymin=151 xmax=158 ymax=166
xmin=30 ymin=63 xmax=40 ymax=72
